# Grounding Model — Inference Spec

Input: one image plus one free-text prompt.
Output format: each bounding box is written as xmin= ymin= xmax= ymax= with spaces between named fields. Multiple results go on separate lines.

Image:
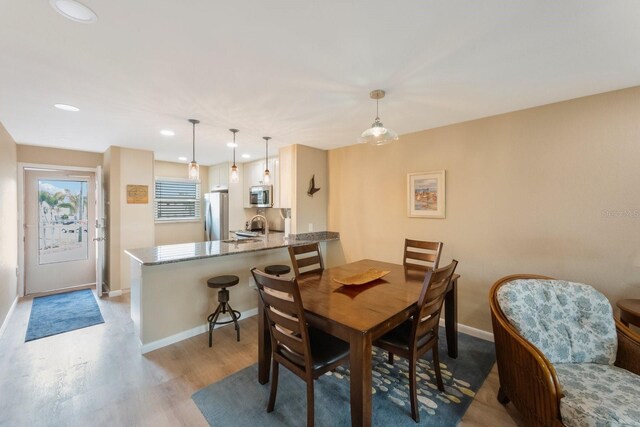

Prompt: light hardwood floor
xmin=0 ymin=293 xmax=525 ymax=426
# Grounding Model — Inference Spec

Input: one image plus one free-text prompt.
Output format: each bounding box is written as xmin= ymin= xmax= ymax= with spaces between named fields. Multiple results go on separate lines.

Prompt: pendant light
xmin=263 ymin=136 xmax=271 ymax=184
xmin=359 ymin=89 xmax=399 ymax=146
xmin=229 ymin=128 xmax=239 ymax=183
xmin=187 ymin=119 xmax=200 ymax=180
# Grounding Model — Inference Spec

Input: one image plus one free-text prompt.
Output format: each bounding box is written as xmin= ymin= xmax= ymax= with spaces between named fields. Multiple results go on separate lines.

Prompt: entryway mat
xmin=25 ymin=289 xmax=104 ymax=342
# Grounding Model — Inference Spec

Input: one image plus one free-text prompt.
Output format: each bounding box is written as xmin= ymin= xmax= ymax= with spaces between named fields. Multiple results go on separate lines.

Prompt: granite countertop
xmin=124 ymin=231 xmax=339 ymax=266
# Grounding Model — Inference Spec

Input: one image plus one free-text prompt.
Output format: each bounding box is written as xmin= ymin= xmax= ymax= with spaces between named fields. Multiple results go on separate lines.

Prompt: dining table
xmin=257 ymin=258 xmax=460 ymax=427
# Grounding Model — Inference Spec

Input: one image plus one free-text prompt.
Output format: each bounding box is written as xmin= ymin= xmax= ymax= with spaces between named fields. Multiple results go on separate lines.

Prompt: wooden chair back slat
xmin=260 ymin=292 xmax=298 ymax=317
xmin=403 ymin=239 xmax=443 ymax=271
xmin=288 ymin=243 xmax=324 ymax=278
xmin=267 ymin=307 xmax=303 ymax=334
xmin=272 ymin=327 xmax=306 ymax=356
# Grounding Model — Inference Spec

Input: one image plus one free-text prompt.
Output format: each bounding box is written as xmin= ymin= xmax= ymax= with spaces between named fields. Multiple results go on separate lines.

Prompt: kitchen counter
xmin=125 ymin=231 xmax=339 ymax=266
xmin=124 ymin=231 xmax=341 ymax=354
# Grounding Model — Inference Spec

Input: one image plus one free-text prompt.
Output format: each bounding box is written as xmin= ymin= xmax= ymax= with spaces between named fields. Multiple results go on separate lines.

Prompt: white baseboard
xmin=108 ymin=290 xmax=123 ymax=297
xmin=439 ymin=318 xmax=494 ymax=342
xmin=141 ymin=307 xmax=259 ymax=354
xmin=0 ymin=296 xmax=18 ymax=339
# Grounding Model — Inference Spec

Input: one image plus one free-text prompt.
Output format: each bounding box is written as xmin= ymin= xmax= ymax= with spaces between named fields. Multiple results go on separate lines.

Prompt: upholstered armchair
xmin=489 ymin=274 xmax=640 ymax=427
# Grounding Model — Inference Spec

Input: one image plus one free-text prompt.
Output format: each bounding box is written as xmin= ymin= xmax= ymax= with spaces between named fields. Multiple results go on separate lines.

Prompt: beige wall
xmin=295 ymin=145 xmax=328 ymax=234
xmin=104 ymin=147 xmax=155 ymax=292
xmin=328 ymin=87 xmax=640 ymax=333
xmin=0 ymin=123 xmax=18 ymax=330
xmin=17 ymin=144 xmax=102 ymax=168
xmin=154 ymin=160 xmax=209 ymax=245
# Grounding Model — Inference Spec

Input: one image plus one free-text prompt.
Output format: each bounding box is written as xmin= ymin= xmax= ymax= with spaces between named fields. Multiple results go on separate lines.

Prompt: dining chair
xmin=374 ymin=259 xmax=459 ymax=423
xmin=250 ymin=267 xmax=350 ymax=427
xmin=288 ymin=242 xmax=324 ymax=278
xmin=403 ymin=239 xmax=443 ymax=271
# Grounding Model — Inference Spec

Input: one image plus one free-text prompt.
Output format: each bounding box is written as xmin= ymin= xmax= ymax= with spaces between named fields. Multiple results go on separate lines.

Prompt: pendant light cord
xmin=233 ymin=131 xmax=236 ymax=166
xmin=376 ymin=97 xmax=380 ymax=120
xmin=192 ymin=121 xmax=196 ymax=162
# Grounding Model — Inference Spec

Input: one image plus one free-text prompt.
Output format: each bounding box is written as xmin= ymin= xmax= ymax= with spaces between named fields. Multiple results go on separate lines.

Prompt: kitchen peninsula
xmin=125 ymin=232 xmax=339 ymax=353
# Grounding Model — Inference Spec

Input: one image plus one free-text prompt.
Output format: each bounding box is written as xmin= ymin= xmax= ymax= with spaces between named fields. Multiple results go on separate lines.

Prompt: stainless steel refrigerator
xmin=204 ymin=190 xmax=229 ymax=241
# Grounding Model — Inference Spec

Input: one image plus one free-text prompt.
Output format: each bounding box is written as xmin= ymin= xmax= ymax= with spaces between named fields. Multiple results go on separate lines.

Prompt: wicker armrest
xmin=490 ymin=274 xmax=564 ymax=427
xmin=615 ymin=319 xmax=640 ymax=375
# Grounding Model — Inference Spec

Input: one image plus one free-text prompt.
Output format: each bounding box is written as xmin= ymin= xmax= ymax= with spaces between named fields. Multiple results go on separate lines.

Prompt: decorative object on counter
xmin=229 ymin=128 xmax=239 ymax=184
xmin=126 ymin=184 xmax=148 ymax=204
xmin=307 ymin=174 xmax=320 ymax=197
xmin=262 ymin=136 xmax=271 ymax=184
xmin=359 ymin=89 xmax=399 ymax=146
xmin=206 ymin=275 xmax=241 ymax=346
xmin=188 ymin=118 xmax=201 ymax=181
xmin=332 ymin=268 xmax=390 ymax=286
xmin=407 ymin=170 xmax=446 ymax=218
xmin=264 ymin=264 xmax=291 ymax=277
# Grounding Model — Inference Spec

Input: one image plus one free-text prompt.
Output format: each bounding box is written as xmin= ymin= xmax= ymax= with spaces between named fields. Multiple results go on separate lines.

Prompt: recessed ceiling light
xmin=160 ymin=130 xmax=175 ymax=137
xmin=178 ymin=156 xmax=188 ymax=161
xmin=227 ymin=142 xmax=238 ymax=148
xmin=241 ymin=154 xmax=251 ymax=159
xmin=54 ymin=103 xmax=80 ymax=112
xmin=50 ymin=0 xmax=97 ymax=23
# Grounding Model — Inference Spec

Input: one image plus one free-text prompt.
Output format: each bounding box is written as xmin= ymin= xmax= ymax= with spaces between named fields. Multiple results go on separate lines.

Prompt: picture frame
xmin=407 ymin=170 xmax=446 ymax=218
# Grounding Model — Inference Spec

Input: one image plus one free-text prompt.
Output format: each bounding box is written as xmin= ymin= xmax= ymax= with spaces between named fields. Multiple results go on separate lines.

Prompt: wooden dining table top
xmin=296 ymin=259 xmax=433 ymax=334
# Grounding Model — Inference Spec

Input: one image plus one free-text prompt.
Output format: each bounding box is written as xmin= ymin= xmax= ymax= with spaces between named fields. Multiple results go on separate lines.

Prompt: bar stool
xmin=264 ymin=264 xmax=291 ymax=277
xmin=207 ymin=275 xmax=241 ymax=347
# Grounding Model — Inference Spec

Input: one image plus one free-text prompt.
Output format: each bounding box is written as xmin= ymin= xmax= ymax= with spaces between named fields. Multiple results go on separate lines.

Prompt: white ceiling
xmin=1 ymin=1 xmax=640 ymax=165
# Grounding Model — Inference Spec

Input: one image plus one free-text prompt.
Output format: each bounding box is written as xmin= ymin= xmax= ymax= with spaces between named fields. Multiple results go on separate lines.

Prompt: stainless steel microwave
xmin=249 ymin=185 xmax=273 ymax=207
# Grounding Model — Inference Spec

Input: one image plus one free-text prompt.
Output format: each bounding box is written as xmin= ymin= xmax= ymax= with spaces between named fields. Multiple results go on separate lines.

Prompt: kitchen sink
xmin=222 ymin=238 xmax=262 ymax=244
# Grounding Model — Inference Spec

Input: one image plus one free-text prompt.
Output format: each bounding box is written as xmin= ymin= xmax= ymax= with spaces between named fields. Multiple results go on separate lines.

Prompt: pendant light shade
xmin=359 ymin=90 xmax=399 ymax=146
xmin=229 ymin=129 xmax=239 ymax=184
xmin=263 ymin=136 xmax=271 ymax=184
xmin=188 ymin=119 xmax=200 ymax=180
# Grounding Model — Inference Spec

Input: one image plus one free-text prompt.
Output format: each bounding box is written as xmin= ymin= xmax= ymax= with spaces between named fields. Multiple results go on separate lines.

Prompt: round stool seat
xmin=207 ymin=275 xmax=239 ymax=289
xmin=265 ymin=265 xmax=291 ymax=276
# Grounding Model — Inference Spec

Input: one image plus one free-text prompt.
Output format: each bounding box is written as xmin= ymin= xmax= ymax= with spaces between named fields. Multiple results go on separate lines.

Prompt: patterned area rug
xmin=193 ymin=329 xmax=495 ymax=426
xmin=25 ymin=289 xmax=104 ymax=342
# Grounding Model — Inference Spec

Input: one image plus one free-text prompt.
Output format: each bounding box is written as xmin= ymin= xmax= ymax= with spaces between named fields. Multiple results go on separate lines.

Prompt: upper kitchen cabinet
xmin=209 ymin=162 xmax=229 ymax=191
xmin=243 ymin=158 xmax=279 ymax=208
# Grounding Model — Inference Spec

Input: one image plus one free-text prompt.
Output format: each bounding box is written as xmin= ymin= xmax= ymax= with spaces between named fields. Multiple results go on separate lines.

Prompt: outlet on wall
xmin=308 ymin=223 xmax=313 ymax=232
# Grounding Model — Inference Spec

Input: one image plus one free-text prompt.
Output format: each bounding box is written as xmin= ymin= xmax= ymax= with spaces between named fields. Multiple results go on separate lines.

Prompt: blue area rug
xmin=25 ymin=289 xmax=104 ymax=342
xmin=193 ymin=329 xmax=495 ymax=426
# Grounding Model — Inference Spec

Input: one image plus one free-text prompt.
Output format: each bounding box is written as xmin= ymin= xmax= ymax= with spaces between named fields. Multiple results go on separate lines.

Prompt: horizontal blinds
xmin=154 ymin=179 xmax=201 ymax=221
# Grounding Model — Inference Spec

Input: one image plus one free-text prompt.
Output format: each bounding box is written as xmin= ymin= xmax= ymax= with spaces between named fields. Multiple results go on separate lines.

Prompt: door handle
xmin=93 ymin=237 xmax=105 ymax=242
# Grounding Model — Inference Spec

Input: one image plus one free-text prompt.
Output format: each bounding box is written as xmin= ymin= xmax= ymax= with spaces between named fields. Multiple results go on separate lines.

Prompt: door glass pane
xmin=38 ymin=180 xmax=89 ymax=265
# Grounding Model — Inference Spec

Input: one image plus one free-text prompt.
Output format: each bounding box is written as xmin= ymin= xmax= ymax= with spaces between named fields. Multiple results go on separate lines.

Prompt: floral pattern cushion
xmin=555 ymin=363 xmax=640 ymax=426
xmin=497 ymin=279 xmax=617 ymax=364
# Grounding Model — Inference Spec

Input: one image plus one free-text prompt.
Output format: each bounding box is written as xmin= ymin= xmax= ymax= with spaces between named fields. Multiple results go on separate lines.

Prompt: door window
xmin=38 ymin=179 xmax=89 ymax=265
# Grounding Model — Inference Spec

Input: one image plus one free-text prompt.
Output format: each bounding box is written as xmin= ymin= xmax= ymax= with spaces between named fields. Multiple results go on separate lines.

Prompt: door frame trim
xmin=17 ymin=163 xmax=99 ymax=297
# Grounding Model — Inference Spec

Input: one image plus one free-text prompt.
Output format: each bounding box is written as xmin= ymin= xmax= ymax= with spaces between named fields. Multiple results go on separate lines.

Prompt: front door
xmin=24 ymin=169 xmax=96 ymax=295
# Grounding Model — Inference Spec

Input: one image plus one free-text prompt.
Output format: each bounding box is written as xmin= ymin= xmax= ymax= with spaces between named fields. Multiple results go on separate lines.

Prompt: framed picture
xmin=407 ymin=170 xmax=446 ymax=218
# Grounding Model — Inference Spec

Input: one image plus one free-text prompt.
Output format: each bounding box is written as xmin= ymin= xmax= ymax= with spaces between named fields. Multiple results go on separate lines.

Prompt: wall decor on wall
xmin=307 ymin=174 xmax=320 ymax=197
xmin=126 ymin=185 xmax=149 ymax=204
xmin=407 ymin=171 xmax=445 ymax=218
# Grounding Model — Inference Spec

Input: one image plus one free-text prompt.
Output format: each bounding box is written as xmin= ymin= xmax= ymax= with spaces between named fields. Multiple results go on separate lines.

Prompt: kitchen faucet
xmin=247 ymin=214 xmax=269 ymax=235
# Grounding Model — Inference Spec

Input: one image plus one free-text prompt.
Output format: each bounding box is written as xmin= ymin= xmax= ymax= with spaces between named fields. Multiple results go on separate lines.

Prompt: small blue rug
xmin=193 ymin=329 xmax=495 ymax=426
xmin=25 ymin=289 xmax=104 ymax=342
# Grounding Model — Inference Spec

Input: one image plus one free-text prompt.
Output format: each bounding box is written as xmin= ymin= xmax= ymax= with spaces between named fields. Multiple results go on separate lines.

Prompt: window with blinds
xmin=154 ymin=178 xmax=201 ymax=221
